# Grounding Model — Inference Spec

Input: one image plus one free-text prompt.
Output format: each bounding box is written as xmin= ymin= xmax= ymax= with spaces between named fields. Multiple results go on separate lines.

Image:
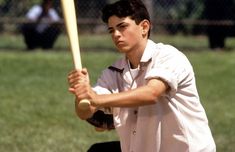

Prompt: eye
xmin=108 ymin=28 xmax=114 ymax=34
xmin=119 ymin=24 xmax=128 ymax=31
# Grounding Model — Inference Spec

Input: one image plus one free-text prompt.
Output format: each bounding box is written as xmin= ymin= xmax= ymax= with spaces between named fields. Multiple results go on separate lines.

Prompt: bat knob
xmin=78 ymin=99 xmax=91 ymax=110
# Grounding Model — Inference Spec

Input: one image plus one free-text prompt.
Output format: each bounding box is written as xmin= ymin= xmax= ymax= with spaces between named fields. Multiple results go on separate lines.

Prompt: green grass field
xmin=0 ymin=34 xmax=235 ymax=151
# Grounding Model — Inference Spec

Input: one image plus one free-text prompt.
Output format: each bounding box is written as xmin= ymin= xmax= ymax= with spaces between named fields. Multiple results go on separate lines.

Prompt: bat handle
xmin=75 ymin=68 xmax=90 ymax=110
xmin=78 ymin=99 xmax=91 ymax=110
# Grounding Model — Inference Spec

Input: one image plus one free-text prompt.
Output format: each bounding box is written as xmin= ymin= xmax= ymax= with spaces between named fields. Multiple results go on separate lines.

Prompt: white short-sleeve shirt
xmin=26 ymin=5 xmax=60 ymax=33
xmin=93 ymin=40 xmax=216 ymax=152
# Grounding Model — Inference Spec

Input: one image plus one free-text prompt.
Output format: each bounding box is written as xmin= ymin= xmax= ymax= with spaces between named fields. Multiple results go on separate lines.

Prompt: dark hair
xmin=102 ymin=0 xmax=151 ymax=25
xmin=42 ymin=0 xmax=52 ymax=5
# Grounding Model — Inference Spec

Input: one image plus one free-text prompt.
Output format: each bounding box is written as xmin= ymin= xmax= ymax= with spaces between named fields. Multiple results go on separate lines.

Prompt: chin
xmin=118 ymin=48 xmax=129 ymax=53
xmin=116 ymin=46 xmax=130 ymax=53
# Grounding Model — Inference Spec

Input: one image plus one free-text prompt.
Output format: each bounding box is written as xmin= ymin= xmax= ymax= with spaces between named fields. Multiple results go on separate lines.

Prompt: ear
xmin=141 ymin=19 xmax=150 ymax=37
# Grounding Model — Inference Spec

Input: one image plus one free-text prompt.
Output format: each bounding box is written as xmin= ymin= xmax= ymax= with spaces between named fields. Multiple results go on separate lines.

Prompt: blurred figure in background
xmin=21 ymin=0 xmax=61 ymax=50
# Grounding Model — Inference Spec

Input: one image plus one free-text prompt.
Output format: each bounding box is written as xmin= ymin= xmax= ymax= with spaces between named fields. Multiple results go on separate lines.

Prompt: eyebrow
xmin=108 ymin=22 xmax=126 ymax=31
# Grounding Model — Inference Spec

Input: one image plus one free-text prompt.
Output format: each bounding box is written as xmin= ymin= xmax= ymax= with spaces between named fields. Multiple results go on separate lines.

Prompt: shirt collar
xmin=140 ymin=39 xmax=156 ymax=63
xmin=111 ymin=39 xmax=156 ymax=71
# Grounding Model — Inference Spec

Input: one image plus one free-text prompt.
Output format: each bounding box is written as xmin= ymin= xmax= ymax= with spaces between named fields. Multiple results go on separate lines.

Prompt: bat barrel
xmin=61 ymin=0 xmax=82 ymax=70
xmin=61 ymin=0 xmax=91 ymax=109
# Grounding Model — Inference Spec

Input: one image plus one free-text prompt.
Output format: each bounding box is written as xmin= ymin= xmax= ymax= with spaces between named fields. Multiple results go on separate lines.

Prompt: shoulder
xmin=29 ymin=5 xmax=41 ymax=12
xmin=151 ymin=41 xmax=189 ymax=63
xmin=98 ymin=58 xmax=125 ymax=81
xmin=108 ymin=58 xmax=125 ymax=73
xmin=49 ymin=8 xmax=58 ymax=14
xmin=26 ymin=5 xmax=42 ymax=18
xmin=155 ymin=42 xmax=182 ymax=56
xmin=143 ymin=40 xmax=182 ymax=61
xmin=148 ymin=40 xmax=193 ymax=73
xmin=48 ymin=8 xmax=60 ymax=20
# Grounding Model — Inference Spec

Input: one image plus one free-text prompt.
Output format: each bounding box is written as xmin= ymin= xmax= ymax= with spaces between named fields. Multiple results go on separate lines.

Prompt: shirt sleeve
xmin=48 ymin=9 xmax=60 ymax=21
xmin=26 ymin=5 xmax=41 ymax=20
xmin=144 ymin=45 xmax=191 ymax=96
xmin=145 ymin=68 xmax=178 ymax=96
xmin=93 ymin=81 xmax=112 ymax=95
xmin=92 ymin=68 xmax=117 ymax=95
xmin=92 ymin=69 xmax=115 ymax=115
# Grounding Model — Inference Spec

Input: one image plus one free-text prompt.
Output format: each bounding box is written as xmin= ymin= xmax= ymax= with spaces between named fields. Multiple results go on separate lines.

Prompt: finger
xmin=68 ymin=69 xmax=79 ymax=76
xmin=68 ymin=78 xmax=80 ymax=89
xmin=73 ymin=81 xmax=89 ymax=91
xmin=68 ymin=71 xmax=85 ymax=87
xmin=68 ymin=71 xmax=79 ymax=81
xmin=78 ymin=78 xmax=89 ymax=84
xmin=68 ymin=69 xmax=85 ymax=79
xmin=81 ymin=68 xmax=88 ymax=75
xmin=68 ymin=87 xmax=76 ymax=94
xmin=74 ymin=85 xmax=90 ymax=100
xmin=68 ymin=74 xmax=78 ymax=86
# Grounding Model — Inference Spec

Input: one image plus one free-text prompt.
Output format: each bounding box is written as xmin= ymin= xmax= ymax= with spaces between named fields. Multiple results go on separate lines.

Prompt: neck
xmin=126 ymin=39 xmax=147 ymax=68
xmin=127 ymin=54 xmax=141 ymax=69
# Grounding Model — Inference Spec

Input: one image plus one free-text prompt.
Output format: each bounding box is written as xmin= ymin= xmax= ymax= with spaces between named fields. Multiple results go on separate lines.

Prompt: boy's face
xmin=107 ymin=15 xmax=146 ymax=53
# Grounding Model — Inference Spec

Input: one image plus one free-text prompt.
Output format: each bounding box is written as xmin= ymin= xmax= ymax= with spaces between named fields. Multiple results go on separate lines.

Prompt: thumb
xmin=82 ymin=68 xmax=90 ymax=83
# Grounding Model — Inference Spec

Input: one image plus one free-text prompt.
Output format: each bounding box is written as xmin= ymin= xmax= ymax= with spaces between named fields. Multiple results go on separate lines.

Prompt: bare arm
xmin=74 ymin=98 xmax=96 ymax=120
xmin=68 ymin=69 xmax=168 ymax=119
xmin=92 ymin=78 xmax=169 ymax=107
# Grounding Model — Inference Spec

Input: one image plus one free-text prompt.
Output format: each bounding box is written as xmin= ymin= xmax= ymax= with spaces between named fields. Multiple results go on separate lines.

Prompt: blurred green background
xmin=0 ymin=34 xmax=235 ymax=151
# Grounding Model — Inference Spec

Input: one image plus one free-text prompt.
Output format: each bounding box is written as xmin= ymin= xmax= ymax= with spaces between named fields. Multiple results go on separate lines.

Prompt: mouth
xmin=115 ymin=41 xmax=125 ymax=47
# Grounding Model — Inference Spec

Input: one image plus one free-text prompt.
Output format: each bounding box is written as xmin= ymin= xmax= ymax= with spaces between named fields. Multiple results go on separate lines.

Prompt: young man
xmin=68 ymin=0 xmax=216 ymax=151
xmin=21 ymin=0 xmax=61 ymax=50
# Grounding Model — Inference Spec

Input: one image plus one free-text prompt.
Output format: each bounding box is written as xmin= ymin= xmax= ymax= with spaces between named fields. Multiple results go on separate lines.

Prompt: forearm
xmin=75 ymin=98 xmax=96 ymax=120
xmin=94 ymin=86 xmax=158 ymax=107
xmin=93 ymin=79 xmax=168 ymax=108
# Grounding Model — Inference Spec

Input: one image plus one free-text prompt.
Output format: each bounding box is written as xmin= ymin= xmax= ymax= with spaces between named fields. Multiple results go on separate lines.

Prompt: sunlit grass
xmin=0 ymin=34 xmax=235 ymax=151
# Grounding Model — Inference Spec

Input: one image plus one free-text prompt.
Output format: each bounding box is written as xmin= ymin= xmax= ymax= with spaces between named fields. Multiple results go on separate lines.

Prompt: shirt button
xmin=134 ymin=110 xmax=138 ymax=115
xmin=133 ymin=130 xmax=136 ymax=135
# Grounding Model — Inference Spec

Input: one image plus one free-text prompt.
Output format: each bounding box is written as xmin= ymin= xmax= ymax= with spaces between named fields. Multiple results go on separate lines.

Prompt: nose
xmin=112 ymin=29 xmax=121 ymax=39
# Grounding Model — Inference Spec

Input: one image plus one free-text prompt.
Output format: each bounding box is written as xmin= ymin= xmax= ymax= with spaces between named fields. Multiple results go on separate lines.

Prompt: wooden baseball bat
xmin=61 ymin=0 xmax=90 ymax=109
